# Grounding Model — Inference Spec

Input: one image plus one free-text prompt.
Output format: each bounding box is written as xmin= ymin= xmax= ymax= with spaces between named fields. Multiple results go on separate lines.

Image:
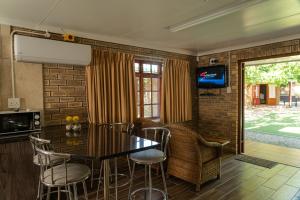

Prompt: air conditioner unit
xmin=14 ymin=35 xmax=91 ymax=66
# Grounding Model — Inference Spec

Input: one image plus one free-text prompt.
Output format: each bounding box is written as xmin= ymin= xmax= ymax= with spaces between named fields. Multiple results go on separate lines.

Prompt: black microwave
xmin=0 ymin=111 xmax=41 ymax=136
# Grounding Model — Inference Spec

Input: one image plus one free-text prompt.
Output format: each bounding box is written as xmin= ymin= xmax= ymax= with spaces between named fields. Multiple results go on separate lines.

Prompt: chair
xmin=95 ymin=122 xmax=134 ymax=200
xmin=29 ymin=133 xmax=66 ymax=200
xmin=128 ymin=127 xmax=171 ymax=200
xmin=35 ymin=146 xmax=91 ymax=200
xmin=166 ymin=123 xmax=229 ymax=191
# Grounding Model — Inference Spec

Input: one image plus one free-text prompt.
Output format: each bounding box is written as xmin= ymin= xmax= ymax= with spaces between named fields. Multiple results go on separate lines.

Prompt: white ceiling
xmin=0 ymin=0 xmax=300 ymax=55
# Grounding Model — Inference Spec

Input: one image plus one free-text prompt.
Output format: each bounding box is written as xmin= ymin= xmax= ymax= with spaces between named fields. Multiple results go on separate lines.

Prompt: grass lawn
xmin=245 ymin=107 xmax=300 ymax=139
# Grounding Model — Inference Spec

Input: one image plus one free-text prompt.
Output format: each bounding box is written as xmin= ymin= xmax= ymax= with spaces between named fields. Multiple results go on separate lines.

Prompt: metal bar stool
xmin=29 ymin=133 xmax=68 ymax=200
xmin=35 ymin=146 xmax=91 ymax=200
xmin=95 ymin=122 xmax=134 ymax=200
xmin=128 ymin=127 xmax=171 ymax=200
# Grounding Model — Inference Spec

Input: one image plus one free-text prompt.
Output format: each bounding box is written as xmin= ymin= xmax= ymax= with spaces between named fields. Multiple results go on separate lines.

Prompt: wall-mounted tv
xmin=196 ymin=65 xmax=228 ymax=89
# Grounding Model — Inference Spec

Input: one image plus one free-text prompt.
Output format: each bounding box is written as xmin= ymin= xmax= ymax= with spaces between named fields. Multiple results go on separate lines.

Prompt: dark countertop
xmin=40 ymin=123 xmax=159 ymax=160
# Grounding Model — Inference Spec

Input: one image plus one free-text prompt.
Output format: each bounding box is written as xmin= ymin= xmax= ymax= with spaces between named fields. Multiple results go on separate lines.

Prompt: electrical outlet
xmin=8 ymin=98 xmax=21 ymax=109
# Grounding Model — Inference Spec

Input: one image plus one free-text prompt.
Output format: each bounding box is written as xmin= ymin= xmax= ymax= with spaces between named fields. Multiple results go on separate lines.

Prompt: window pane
xmin=152 ymin=92 xmax=158 ymax=104
xmin=135 ymin=63 xmax=139 ymax=72
xmin=137 ymin=92 xmax=140 ymax=105
xmin=137 ymin=105 xmax=140 ymax=118
xmin=136 ymin=77 xmax=140 ymax=91
xmin=143 ymin=78 xmax=151 ymax=91
xmin=144 ymin=105 xmax=151 ymax=118
xmin=143 ymin=64 xmax=151 ymax=73
xmin=144 ymin=92 xmax=151 ymax=104
xmin=152 ymin=78 xmax=159 ymax=91
xmin=152 ymin=105 xmax=159 ymax=117
xmin=152 ymin=64 xmax=158 ymax=74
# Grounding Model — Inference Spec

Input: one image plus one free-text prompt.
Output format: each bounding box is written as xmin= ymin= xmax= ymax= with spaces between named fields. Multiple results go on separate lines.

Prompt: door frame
xmin=238 ymin=62 xmax=245 ymax=153
xmin=237 ymin=52 xmax=300 ymax=154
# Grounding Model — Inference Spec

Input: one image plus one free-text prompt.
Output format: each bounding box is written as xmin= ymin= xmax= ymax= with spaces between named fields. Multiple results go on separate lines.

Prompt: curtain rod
xmin=134 ymin=54 xmax=165 ymax=62
xmin=92 ymin=45 xmax=188 ymax=61
xmin=93 ymin=47 xmax=165 ymax=62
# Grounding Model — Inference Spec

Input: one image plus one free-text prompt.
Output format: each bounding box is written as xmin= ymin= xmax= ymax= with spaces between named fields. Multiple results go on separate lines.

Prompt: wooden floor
xmin=1 ymin=140 xmax=300 ymax=200
xmin=245 ymin=140 xmax=300 ymax=167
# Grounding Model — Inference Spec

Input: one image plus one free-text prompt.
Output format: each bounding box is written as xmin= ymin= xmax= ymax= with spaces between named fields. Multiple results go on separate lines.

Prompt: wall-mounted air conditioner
xmin=14 ymin=35 xmax=91 ymax=66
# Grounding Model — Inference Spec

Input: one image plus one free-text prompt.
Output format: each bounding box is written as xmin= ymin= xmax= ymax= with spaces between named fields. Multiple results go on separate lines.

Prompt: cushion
xmin=130 ymin=149 xmax=165 ymax=164
xmin=42 ymin=163 xmax=91 ymax=186
xmin=201 ymin=145 xmax=218 ymax=163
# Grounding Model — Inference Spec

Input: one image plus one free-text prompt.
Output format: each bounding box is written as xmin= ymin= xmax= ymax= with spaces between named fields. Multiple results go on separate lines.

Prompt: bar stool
xmin=35 ymin=146 xmax=91 ymax=200
xmin=29 ymin=134 xmax=67 ymax=200
xmin=128 ymin=127 xmax=171 ymax=200
xmin=95 ymin=122 xmax=134 ymax=200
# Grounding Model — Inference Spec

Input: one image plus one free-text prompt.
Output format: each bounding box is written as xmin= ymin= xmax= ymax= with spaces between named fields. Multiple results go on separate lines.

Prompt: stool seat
xmin=42 ymin=163 xmax=91 ymax=186
xmin=130 ymin=149 xmax=165 ymax=164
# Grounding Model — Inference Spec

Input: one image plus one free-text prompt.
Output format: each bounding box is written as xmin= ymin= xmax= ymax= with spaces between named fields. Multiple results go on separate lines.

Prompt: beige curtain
xmin=160 ymin=58 xmax=192 ymax=123
xmin=86 ymin=49 xmax=137 ymax=123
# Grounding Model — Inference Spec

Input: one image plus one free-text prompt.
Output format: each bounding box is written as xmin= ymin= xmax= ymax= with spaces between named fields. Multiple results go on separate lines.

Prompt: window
xmin=135 ymin=60 xmax=162 ymax=118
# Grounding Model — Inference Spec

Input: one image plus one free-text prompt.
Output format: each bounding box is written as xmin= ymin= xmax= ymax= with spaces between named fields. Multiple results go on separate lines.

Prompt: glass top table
xmin=39 ymin=123 xmax=159 ymax=200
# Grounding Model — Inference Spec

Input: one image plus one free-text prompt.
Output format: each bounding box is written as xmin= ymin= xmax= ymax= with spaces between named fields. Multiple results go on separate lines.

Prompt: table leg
xmin=104 ymin=160 xmax=110 ymax=200
xmin=114 ymin=158 xmax=118 ymax=200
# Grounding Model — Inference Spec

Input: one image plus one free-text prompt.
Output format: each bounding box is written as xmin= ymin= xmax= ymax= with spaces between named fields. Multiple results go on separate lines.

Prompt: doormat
xmin=235 ymin=155 xmax=278 ymax=168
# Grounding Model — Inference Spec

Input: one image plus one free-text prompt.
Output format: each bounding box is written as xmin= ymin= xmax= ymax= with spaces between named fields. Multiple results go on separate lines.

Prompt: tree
xmin=245 ymin=62 xmax=300 ymax=87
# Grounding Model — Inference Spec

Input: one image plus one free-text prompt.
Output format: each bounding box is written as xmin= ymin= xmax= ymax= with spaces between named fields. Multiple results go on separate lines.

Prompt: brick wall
xmin=43 ymin=64 xmax=87 ymax=126
xmin=12 ymin=26 xmax=198 ymax=126
xmin=198 ymin=39 xmax=300 ymax=153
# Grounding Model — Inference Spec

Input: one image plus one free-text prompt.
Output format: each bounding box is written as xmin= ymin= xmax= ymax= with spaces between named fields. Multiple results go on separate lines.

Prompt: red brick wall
xmin=43 ymin=64 xmax=87 ymax=126
xmin=198 ymin=39 xmax=300 ymax=153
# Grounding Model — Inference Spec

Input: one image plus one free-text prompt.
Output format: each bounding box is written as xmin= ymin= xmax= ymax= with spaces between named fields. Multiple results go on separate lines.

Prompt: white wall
xmin=0 ymin=24 xmax=44 ymax=111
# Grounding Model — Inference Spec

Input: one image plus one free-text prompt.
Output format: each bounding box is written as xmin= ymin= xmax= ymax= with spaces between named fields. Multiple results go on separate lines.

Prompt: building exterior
xmin=245 ymin=84 xmax=280 ymax=106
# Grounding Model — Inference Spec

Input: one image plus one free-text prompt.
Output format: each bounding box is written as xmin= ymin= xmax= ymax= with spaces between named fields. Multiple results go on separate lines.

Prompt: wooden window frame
xmin=135 ymin=59 xmax=162 ymax=119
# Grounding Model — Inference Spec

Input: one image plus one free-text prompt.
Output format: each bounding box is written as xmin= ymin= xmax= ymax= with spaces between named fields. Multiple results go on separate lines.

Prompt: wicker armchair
xmin=166 ymin=123 xmax=229 ymax=191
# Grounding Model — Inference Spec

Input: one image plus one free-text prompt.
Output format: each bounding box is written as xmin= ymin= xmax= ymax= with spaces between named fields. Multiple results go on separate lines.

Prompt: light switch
xmin=227 ymin=87 xmax=232 ymax=93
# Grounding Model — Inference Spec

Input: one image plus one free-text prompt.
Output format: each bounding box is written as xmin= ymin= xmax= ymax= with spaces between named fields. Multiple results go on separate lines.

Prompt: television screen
xmin=197 ymin=65 xmax=227 ymax=88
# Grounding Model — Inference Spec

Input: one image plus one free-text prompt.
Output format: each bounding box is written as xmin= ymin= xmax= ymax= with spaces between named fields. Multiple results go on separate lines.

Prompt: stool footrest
xmin=130 ymin=187 xmax=167 ymax=200
xmin=109 ymin=173 xmax=130 ymax=188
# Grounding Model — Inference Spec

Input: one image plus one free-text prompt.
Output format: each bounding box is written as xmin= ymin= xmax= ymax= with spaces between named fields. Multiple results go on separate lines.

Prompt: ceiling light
xmin=168 ymin=0 xmax=268 ymax=32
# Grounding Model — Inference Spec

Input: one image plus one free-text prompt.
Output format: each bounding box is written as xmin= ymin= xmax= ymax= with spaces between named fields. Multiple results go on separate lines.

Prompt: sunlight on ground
xmin=245 ymin=106 xmax=300 ymax=138
xmin=279 ymin=127 xmax=300 ymax=134
xmin=245 ymin=125 xmax=262 ymax=130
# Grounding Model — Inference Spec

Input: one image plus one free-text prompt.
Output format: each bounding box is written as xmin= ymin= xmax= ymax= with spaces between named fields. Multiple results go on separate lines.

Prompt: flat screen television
xmin=196 ymin=65 xmax=228 ymax=88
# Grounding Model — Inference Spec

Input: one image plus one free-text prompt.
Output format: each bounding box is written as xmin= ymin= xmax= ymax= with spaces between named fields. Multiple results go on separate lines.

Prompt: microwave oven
xmin=0 ymin=111 xmax=41 ymax=137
